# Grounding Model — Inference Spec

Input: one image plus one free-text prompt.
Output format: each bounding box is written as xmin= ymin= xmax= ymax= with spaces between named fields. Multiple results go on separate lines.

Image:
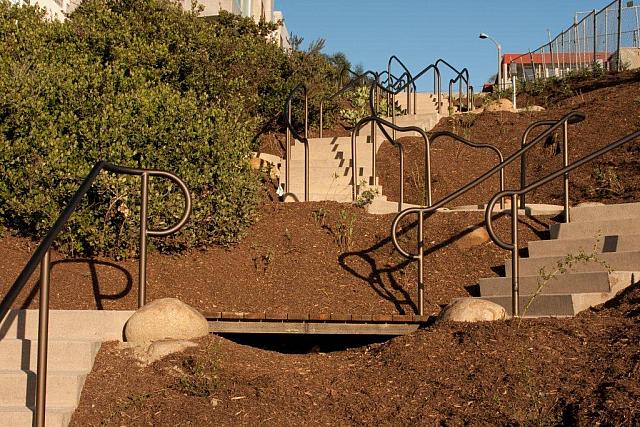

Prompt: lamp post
xmin=480 ymin=32 xmax=502 ymax=91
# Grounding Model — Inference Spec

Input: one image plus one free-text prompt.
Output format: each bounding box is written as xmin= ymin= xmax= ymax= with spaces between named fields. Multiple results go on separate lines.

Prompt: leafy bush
xmin=0 ymin=0 xmax=302 ymax=257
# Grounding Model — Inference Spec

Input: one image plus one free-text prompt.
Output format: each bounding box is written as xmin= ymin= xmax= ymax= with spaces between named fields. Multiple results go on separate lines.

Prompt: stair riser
xmin=504 ymin=251 xmax=640 ymax=276
xmin=0 ymin=373 xmax=85 ymax=407
xmin=479 ymin=272 xmax=611 ymax=296
xmin=570 ymin=202 xmax=640 ymax=222
xmin=528 ymin=234 xmax=640 ymax=257
xmin=1 ymin=409 xmax=72 ymax=427
xmin=0 ymin=340 xmax=98 ymax=372
xmin=550 ymin=218 xmax=640 ymax=239
xmin=480 ymin=295 xmax=575 ymax=317
xmin=0 ymin=310 xmax=133 ymax=341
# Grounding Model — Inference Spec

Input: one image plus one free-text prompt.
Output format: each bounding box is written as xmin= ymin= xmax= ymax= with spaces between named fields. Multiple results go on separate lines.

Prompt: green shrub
xmin=0 ymin=0 xmax=278 ymax=257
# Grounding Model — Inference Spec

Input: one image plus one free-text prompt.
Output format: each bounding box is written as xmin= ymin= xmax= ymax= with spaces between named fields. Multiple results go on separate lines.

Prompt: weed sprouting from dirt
xmin=590 ymin=165 xmax=624 ymax=196
xmin=173 ymin=354 xmax=219 ymax=398
xmin=335 ymin=209 xmax=356 ymax=251
xmin=519 ymin=235 xmax=611 ymax=322
xmin=311 ymin=208 xmax=327 ymax=227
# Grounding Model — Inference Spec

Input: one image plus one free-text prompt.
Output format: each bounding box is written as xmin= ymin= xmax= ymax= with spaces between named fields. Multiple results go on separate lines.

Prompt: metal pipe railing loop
xmin=0 ymin=161 xmax=193 ymax=425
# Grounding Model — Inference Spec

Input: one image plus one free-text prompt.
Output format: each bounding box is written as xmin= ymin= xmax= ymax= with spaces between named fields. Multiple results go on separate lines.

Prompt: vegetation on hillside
xmin=0 ymin=0 xmax=347 ymax=257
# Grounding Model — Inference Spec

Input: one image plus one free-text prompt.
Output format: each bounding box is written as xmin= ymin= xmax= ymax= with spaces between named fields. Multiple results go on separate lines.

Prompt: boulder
xmin=439 ymin=298 xmax=506 ymax=322
xmin=124 ymin=298 xmax=209 ymax=343
xmin=455 ymin=227 xmax=490 ymax=250
xmin=484 ymin=98 xmax=515 ymax=112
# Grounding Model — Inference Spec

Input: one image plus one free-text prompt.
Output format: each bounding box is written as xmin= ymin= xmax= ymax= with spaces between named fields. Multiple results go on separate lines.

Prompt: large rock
xmin=125 ymin=298 xmax=209 ymax=343
xmin=455 ymin=226 xmax=490 ymax=250
xmin=439 ymin=298 xmax=506 ymax=322
xmin=484 ymin=98 xmax=514 ymax=112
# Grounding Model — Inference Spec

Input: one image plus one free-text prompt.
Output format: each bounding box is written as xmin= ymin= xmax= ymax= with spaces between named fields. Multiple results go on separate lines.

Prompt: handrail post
xmin=563 ymin=120 xmax=571 ymax=222
xmin=138 ymin=172 xmax=149 ymax=308
xmin=418 ymin=212 xmax=424 ymax=316
xmin=448 ymin=81 xmax=453 ymax=115
xmin=392 ymin=93 xmax=397 ymax=140
xmin=425 ymin=137 xmax=432 ymax=206
xmin=286 ymin=99 xmax=291 ymax=193
xmin=351 ymin=129 xmax=358 ymax=201
xmin=399 ymin=144 xmax=404 ymax=212
xmin=35 ymin=249 xmax=50 ymax=427
xmin=413 ymin=85 xmax=417 ymax=115
xmin=511 ymin=194 xmax=520 ymax=318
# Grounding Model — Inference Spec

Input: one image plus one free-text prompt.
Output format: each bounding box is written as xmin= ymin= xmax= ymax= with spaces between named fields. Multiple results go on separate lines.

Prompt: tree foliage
xmin=0 ymin=0 xmax=351 ymax=257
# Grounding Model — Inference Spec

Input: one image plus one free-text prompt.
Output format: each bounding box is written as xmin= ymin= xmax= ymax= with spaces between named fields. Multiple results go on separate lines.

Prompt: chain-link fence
xmin=507 ymin=0 xmax=640 ymax=83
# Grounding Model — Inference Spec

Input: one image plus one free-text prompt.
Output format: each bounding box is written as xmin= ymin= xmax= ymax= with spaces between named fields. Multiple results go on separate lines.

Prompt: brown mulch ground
xmin=3 ymin=75 xmax=640 ymax=426
xmin=70 ymin=283 xmax=639 ymax=426
xmin=378 ymin=70 xmax=640 ymax=207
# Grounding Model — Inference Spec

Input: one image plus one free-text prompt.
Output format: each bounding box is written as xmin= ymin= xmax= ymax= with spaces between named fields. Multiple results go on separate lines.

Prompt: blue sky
xmin=275 ymin=0 xmax=614 ymax=89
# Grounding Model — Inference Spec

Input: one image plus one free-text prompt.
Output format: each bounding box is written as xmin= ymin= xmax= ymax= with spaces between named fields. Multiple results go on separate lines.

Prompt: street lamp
xmin=479 ymin=32 xmax=502 ymax=91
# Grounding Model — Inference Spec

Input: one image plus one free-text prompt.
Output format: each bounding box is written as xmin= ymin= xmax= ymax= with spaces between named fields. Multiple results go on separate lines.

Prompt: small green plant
xmin=590 ymin=165 xmax=624 ymax=196
xmin=174 ymin=354 xmax=219 ymax=397
xmin=335 ymin=209 xmax=356 ymax=251
xmin=519 ymin=237 xmax=611 ymax=323
xmin=311 ymin=208 xmax=327 ymax=227
xmin=250 ymin=243 xmax=275 ymax=272
xmin=354 ymin=184 xmax=379 ymax=208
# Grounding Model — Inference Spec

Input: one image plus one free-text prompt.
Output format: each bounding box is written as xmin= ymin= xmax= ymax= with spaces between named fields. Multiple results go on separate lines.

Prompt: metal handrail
xmin=390 ymin=110 xmax=586 ymax=315
xmin=518 ymin=114 xmax=586 ymax=213
xmin=429 ymin=131 xmax=505 ymax=209
xmin=283 ymin=83 xmax=309 ymax=201
xmin=0 ymin=161 xmax=192 ymax=427
xmin=319 ymin=70 xmax=378 ymax=138
xmin=376 ymin=64 xmax=442 ymax=115
xmin=485 ymin=127 xmax=640 ymax=317
xmin=448 ymin=68 xmax=474 ymax=112
xmin=434 ymin=59 xmax=472 ymax=113
xmin=388 ymin=56 xmax=417 ymax=114
xmin=351 ymin=115 xmax=432 ymax=212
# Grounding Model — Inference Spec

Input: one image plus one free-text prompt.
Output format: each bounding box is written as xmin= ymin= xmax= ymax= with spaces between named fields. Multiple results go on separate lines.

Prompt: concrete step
xmin=480 ymin=271 xmax=637 ymax=317
xmin=505 ymin=250 xmax=640 ymax=276
xmin=0 ymin=405 xmax=74 ymax=427
xmin=479 ymin=271 xmax=611 ymax=296
xmin=0 ymin=339 xmax=99 ymax=372
xmin=550 ymin=217 xmax=639 ymax=240
xmin=480 ymin=294 xmax=576 ymax=317
xmin=528 ymin=234 xmax=640 ymax=258
xmin=0 ymin=310 xmax=133 ymax=341
xmin=570 ymin=202 xmax=640 ymax=222
xmin=0 ymin=370 xmax=86 ymax=407
xmin=284 ymin=192 xmax=354 ymax=203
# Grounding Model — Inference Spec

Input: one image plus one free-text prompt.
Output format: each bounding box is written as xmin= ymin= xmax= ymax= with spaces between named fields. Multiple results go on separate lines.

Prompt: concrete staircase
xmin=283 ymin=135 xmax=385 ymax=203
xmin=283 ymin=105 xmax=443 ymax=204
xmin=393 ymin=91 xmax=449 ymax=115
xmin=0 ymin=310 xmax=133 ymax=426
xmin=478 ymin=202 xmax=640 ymax=317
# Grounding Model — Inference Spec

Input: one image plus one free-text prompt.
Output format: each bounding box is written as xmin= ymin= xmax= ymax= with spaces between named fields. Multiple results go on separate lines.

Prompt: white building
xmin=13 ymin=0 xmax=290 ymax=49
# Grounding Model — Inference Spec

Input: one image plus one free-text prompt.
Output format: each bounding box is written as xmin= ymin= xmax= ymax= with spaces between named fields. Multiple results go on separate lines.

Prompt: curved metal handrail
xmin=369 ymin=64 xmax=442 ymax=121
xmin=283 ymin=83 xmax=309 ymax=201
xmin=429 ymin=131 xmax=505 ymax=209
xmin=351 ymin=115 xmax=432 ymax=212
xmin=0 ymin=161 xmax=192 ymax=426
xmin=434 ymin=59 xmax=471 ymax=113
xmin=389 ymin=110 xmax=586 ymax=316
xmin=518 ymin=115 xmax=585 ymax=212
xmin=388 ymin=56 xmax=416 ymax=114
xmin=448 ymin=67 xmax=473 ymax=112
xmin=485 ymin=127 xmax=640 ymax=316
